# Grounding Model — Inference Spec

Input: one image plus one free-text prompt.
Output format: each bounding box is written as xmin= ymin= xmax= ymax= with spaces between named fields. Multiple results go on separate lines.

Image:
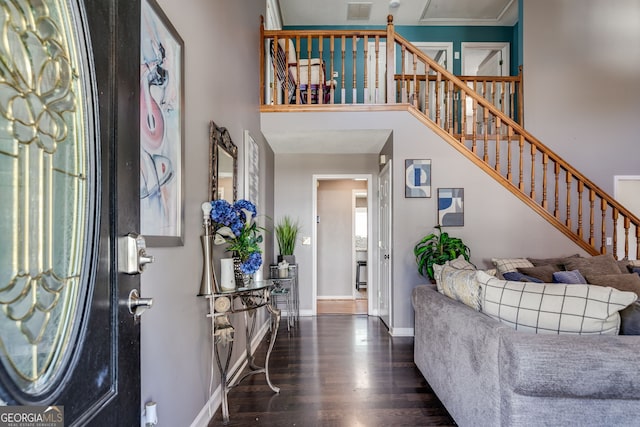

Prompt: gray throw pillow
xmin=528 ymin=254 xmax=581 ymax=268
xmin=562 ymin=254 xmax=622 ymax=277
xmin=620 ymin=302 xmax=640 ymax=335
xmin=586 ymin=273 xmax=640 ymax=296
xmin=517 ymin=264 xmax=561 ymax=283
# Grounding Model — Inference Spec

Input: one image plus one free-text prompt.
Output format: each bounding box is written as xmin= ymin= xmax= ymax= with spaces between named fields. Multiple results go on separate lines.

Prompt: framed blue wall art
xmin=438 ymin=188 xmax=464 ymax=226
xmin=405 ymin=159 xmax=431 ymax=198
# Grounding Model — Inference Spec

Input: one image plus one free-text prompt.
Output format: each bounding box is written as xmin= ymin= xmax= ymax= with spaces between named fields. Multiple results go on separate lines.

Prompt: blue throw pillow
xmin=553 ymin=269 xmax=587 ymax=284
xmin=502 ymin=271 xmax=544 ymax=283
xmin=620 ymin=302 xmax=640 ymax=335
xmin=628 ymin=266 xmax=640 ymax=275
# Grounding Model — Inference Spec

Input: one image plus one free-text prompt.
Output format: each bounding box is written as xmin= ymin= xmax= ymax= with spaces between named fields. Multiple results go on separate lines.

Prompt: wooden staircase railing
xmin=260 ymin=16 xmax=640 ymax=259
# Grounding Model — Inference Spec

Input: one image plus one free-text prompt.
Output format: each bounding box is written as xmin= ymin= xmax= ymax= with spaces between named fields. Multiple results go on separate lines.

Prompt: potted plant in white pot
xmin=275 ymin=216 xmax=301 ymax=265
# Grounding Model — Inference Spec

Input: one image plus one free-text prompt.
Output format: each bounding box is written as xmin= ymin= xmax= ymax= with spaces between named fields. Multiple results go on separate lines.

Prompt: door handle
xmin=128 ymin=289 xmax=153 ymax=317
xmin=119 ymin=232 xmax=155 ymax=274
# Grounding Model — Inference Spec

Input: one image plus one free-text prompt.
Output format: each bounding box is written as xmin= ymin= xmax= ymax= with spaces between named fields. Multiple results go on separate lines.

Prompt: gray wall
xmin=263 ymin=111 xmax=586 ymax=332
xmin=523 ymin=0 xmax=640 ymax=194
xmin=139 ymin=1 xmax=273 ymax=426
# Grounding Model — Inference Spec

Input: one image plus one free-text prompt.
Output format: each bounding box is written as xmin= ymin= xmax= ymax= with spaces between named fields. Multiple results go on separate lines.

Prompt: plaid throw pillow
xmin=476 ymin=271 xmax=637 ymax=335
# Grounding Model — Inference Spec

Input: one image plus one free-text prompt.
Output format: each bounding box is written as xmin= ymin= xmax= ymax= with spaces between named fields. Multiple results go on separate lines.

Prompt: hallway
xmin=208 ymin=316 xmax=454 ymax=426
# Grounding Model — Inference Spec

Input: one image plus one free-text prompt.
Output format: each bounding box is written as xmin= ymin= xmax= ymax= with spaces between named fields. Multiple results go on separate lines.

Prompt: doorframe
xmin=461 ymin=42 xmax=510 ymax=76
xmin=312 ymin=174 xmax=374 ymax=316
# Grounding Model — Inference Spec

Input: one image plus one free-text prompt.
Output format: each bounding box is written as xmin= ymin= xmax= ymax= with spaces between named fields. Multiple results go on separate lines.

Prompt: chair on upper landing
xmin=270 ymin=38 xmax=334 ymax=105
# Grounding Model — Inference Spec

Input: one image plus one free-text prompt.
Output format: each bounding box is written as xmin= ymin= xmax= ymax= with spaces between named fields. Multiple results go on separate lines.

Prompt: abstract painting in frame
xmin=405 ymin=159 xmax=431 ymax=198
xmin=438 ymin=188 xmax=464 ymax=227
xmin=140 ymin=0 xmax=185 ymax=246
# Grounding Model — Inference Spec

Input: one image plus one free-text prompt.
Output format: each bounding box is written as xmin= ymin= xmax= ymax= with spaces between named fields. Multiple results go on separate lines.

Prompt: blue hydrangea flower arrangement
xmin=210 ymin=199 xmax=263 ymax=274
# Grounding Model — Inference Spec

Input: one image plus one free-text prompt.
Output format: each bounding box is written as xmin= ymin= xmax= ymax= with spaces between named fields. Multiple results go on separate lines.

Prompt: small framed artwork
xmin=438 ymin=188 xmax=464 ymax=226
xmin=140 ymin=0 xmax=185 ymax=246
xmin=405 ymin=159 xmax=431 ymax=198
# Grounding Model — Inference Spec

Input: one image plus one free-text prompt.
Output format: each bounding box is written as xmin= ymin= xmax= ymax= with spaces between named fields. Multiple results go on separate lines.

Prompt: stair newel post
xmin=386 ymin=14 xmax=395 ymax=104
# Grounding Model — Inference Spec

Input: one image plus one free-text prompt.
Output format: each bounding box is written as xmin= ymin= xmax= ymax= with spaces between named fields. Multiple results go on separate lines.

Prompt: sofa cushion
xmin=433 ymin=264 xmax=481 ymax=310
xmin=620 ymin=302 xmax=640 ymax=335
xmin=491 ymin=258 xmax=534 ymax=278
xmin=447 ymin=254 xmax=476 ymax=270
xmin=516 ymin=265 xmax=561 ymax=283
xmin=528 ymin=254 xmax=581 ymax=268
xmin=476 ymin=271 xmax=637 ymax=335
xmin=618 ymin=259 xmax=640 ymax=273
xmin=586 ymin=273 xmax=640 ymax=296
xmin=562 ymin=254 xmax=622 ymax=277
xmin=502 ymin=271 xmax=543 ymax=283
xmin=552 ymin=269 xmax=587 ymax=284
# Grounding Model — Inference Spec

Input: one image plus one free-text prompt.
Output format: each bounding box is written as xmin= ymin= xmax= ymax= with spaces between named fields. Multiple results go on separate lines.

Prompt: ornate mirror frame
xmin=209 ymin=121 xmax=238 ymax=202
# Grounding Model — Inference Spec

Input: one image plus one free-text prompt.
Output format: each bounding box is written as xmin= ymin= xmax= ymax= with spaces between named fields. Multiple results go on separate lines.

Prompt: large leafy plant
xmin=414 ymin=225 xmax=471 ymax=280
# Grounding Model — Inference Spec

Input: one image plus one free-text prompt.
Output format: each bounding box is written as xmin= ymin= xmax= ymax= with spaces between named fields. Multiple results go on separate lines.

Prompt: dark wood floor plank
xmin=208 ymin=315 xmax=455 ymax=426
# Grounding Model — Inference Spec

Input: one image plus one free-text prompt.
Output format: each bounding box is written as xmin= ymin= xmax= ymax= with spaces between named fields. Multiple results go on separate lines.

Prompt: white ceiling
xmin=278 ymin=0 xmax=518 ymax=27
xmin=263 ymin=129 xmax=391 ymax=154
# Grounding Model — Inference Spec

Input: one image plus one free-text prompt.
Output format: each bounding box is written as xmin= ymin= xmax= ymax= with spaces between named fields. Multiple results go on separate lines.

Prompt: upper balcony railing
xmin=260 ymin=16 xmax=639 ymax=260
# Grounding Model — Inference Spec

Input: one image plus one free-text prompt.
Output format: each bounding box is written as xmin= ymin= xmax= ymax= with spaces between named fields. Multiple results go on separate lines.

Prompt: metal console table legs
xmin=206 ymin=281 xmax=281 ymax=423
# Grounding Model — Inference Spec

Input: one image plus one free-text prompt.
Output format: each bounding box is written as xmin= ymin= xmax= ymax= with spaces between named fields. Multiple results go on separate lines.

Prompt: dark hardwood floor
xmin=208 ymin=315 xmax=455 ymax=426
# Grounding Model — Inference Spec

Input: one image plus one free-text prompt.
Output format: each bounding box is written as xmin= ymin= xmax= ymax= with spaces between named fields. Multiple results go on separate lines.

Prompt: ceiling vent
xmin=347 ymin=2 xmax=372 ymax=21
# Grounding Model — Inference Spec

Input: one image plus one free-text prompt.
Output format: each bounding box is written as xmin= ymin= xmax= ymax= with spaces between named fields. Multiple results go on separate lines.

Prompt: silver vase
xmin=198 ymin=234 xmax=218 ymax=296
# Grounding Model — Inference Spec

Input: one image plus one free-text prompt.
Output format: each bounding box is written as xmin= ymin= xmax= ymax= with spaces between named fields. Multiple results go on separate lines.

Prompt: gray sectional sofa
xmin=412 ymin=284 xmax=640 ymax=427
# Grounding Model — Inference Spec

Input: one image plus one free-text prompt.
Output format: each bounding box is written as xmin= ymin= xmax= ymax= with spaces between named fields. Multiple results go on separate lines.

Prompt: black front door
xmin=0 ymin=0 xmax=142 ymax=425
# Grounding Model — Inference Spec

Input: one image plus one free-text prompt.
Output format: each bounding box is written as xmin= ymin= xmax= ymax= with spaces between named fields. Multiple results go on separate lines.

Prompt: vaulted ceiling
xmin=278 ymin=0 xmax=518 ymax=27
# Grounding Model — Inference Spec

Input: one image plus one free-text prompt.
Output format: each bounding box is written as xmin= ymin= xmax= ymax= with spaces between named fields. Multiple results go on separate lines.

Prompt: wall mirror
xmin=209 ymin=121 xmax=237 ymax=202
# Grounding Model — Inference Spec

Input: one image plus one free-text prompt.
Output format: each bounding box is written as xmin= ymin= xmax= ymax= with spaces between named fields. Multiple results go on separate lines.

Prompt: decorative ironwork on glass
xmin=0 ymin=0 xmax=96 ymax=398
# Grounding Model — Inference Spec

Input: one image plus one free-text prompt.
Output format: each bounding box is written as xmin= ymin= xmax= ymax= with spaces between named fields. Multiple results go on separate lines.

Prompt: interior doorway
xmin=312 ymin=175 xmax=373 ymax=315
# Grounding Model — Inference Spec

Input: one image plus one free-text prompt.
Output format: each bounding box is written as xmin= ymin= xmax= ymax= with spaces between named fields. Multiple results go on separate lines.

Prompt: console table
xmin=206 ymin=280 xmax=281 ymax=422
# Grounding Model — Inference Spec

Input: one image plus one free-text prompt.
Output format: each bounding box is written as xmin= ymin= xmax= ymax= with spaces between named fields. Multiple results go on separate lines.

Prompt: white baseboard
xmin=299 ymin=309 xmax=314 ymax=316
xmin=316 ymin=295 xmax=354 ymax=300
xmin=189 ymin=320 xmax=271 ymax=427
xmin=390 ymin=327 xmax=414 ymax=337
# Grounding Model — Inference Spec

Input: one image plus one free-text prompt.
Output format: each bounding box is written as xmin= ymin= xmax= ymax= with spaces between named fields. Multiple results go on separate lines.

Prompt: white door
xmin=378 ymin=162 xmax=392 ymax=328
xmin=367 ymin=41 xmax=387 ymax=104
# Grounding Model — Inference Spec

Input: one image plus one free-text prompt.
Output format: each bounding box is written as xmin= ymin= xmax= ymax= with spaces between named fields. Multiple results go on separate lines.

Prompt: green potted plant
xmin=414 ymin=225 xmax=471 ymax=281
xmin=275 ymin=215 xmax=301 ymax=264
